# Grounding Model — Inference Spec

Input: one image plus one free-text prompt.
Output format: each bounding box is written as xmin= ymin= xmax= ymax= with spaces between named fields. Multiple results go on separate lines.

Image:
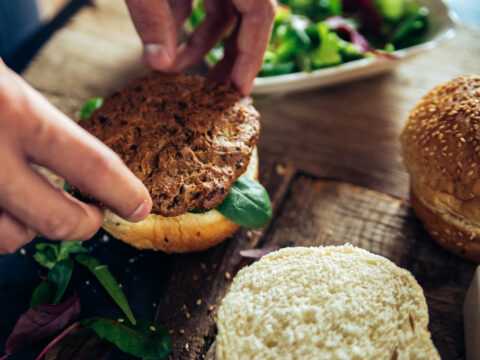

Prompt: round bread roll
xmin=102 ymin=148 xmax=258 ymax=253
xmin=401 ymin=74 xmax=480 ymax=262
xmin=216 ymin=246 xmax=439 ymax=360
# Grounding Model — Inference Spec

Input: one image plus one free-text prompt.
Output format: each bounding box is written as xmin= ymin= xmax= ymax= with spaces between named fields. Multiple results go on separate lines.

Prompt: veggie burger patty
xmin=78 ymin=72 xmax=260 ymax=217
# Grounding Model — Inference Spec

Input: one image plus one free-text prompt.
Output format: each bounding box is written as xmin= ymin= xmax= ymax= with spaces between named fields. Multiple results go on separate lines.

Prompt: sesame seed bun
xmin=102 ymin=148 xmax=258 ymax=253
xmin=401 ymin=74 xmax=480 ymax=262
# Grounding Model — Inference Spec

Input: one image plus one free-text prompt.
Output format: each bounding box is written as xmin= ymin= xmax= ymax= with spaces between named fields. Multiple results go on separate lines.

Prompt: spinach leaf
xmin=75 ymin=255 xmax=136 ymax=325
xmin=45 ymin=326 xmax=113 ymax=360
xmin=217 ymin=177 xmax=272 ymax=228
xmin=34 ymin=243 xmax=60 ymax=270
xmin=58 ymin=242 xmax=88 ymax=262
xmin=79 ymin=98 xmax=103 ymax=120
xmin=30 ymin=259 xmax=74 ymax=307
xmin=5 ymin=295 xmax=81 ymax=355
xmin=82 ymin=317 xmax=171 ymax=360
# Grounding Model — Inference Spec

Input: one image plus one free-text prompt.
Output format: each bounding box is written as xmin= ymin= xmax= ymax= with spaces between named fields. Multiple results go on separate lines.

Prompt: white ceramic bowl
xmin=251 ymin=0 xmax=457 ymax=95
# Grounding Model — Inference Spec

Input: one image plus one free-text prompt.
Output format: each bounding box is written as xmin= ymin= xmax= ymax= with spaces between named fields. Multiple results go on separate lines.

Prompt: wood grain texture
xmin=18 ymin=0 xmax=480 ymax=359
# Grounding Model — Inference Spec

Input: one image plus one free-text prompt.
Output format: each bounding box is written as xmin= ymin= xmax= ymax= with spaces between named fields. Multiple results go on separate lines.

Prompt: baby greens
xmin=75 ymin=254 xmax=137 ymax=325
xmin=30 ymin=259 xmax=74 ymax=307
xmin=189 ymin=0 xmax=430 ymax=77
xmin=79 ymin=97 xmax=103 ymax=120
xmin=217 ymin=177 xmax=272 ymax=228
xmin=83 ymin=317 xmax=171 ymax=360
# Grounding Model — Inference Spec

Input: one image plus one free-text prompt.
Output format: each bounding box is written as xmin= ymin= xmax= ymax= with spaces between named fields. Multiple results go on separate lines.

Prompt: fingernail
xmin=143 ymin=44 xmax=173 ymax=71
xmin=127 ymin=199 xmax=151 ymax=222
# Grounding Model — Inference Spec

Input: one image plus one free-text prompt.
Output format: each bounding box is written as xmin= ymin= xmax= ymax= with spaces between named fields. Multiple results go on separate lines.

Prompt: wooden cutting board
xmin=19 ymin=0 xmax=480 ymax=358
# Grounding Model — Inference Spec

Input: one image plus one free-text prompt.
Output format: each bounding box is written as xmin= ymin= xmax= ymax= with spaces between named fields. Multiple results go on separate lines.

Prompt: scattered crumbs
xmin=20 ymin=248 xmax=26 ymax=255
xmin=192 ymin=274 xmax=199 ymax=281
xmin=326 ymin=229 xmax=333 ymax=236
xmin=102 ymin=234 xmax=110 ymax=242
xmin=225 ymin=272 xmax=231 ymax=280
xmin=85 ymin=280 xmax=90 ymax=286
xmin=185 ymin=343 xmax=189 ymax=352
xmin=196 ymin=299 xmax=202 ymax=306
xmin=275 ymin=163 xmax=286 ymax=175
xmin=206 ymin=276 xmax=212 ymax=281
xmin=212 ymin=263 xmax=218 ymax=270
xmin=185 ymin=312 xmax=191 ymax=319
xmin=152 ymin=302 xmax=157 ymax=307
xmin=246 ymin=230 xmax=253 ymax=238
xmin=169 ymin=329 xmax=175 ymax=334
xmin=149 ymin=325 xmax=157 ymax=332
xmin=182 ymin=304 xmax=187 ymax=310
xmin=117 ymin=318 xmax=124 ymax=323
xmin=179 ymin=329 xmax=185 ymax=334
xmin=119 ymin=283 xmax=123 ymax=288
xmin=208 ymin=305 xmax=214 ymax=312
xmin=128 ymin=257 xmax=137 ymax=264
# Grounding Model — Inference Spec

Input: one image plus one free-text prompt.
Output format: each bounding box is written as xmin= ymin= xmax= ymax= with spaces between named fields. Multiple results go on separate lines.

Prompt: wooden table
xmin=21 ymin=1 xmax=480 ymax=358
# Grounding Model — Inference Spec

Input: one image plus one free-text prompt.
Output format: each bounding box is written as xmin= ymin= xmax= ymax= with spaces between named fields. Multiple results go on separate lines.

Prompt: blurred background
xmin=0 ymin=0 xmax=479 ymax=72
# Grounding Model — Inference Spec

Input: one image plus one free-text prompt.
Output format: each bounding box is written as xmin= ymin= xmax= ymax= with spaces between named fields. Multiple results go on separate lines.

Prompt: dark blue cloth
xmin=0 ymin=0 xmax=40 ymax=58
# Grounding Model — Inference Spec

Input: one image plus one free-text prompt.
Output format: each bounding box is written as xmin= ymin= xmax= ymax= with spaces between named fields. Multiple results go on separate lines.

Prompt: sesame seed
xmin=460 ymin=137 xmax=466 ymax=142
xmin=20 ymin=248 xmax=26 ymax=255
xmin=182 ymin=304 xmax=187 ymax=310
xmin=185 ymin=343 xmax=189 ymax=352
xmin=457 ymin=162 xmax=463 ymax=168
xmin=196 ymin=299 xmax=202 ymax=306
xmin=117 ymin=318 xmax=124 ymax=323
xmin=225 ymin=272 xmax=231 ymax=280
xmin=185 ymin=312 xmax=191 ymax=319
xmin=179 ymin=329 xmax=185 ymax=334
xmin=150 ymin=326 xmax=157 ymax=331
xmin=468 ymin=171 xmax=474 ymax=176
xmin=208 ymin=305 xmax=214 ymax=311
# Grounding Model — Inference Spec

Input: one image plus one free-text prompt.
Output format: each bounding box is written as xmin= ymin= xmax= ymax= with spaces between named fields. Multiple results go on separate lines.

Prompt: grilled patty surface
xmin=80 ymin=72 xmax=260 ymax=216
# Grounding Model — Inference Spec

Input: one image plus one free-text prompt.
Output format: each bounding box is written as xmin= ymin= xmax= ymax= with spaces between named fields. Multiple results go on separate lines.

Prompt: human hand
xmin=0 ymin=60 xmax=152 ymax=254
xmin=125 ymin=0 xmax=277 ymax=95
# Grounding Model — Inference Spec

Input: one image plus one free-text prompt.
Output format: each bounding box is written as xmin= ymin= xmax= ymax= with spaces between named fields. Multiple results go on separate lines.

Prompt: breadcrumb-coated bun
xmin=401 ymin=74 xmax=480 ymax=262
xmin=216 ymin=245 xmax=439 ymax=360
xmin=102 ymin=148 xmax=258 ymax=253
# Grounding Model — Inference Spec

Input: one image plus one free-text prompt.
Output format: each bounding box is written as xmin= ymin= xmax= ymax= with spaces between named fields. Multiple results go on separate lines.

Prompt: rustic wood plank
xmin=261 ymin=177 xmax=476 ymax=360
xmin=155 ymin=159 xmax=296 ymax=360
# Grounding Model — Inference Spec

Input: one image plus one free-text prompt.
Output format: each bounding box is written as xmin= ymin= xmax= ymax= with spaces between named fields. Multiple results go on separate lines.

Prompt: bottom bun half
xmin=410 ymin=187 xmax=480 ymax=263
xmin=103 ymin=148 xmax=259 ymax=253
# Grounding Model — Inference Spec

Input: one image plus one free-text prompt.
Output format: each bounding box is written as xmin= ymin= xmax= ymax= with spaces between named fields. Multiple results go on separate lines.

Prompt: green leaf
xmin=310 ymin=23 xmax=342 ymax=68
xmin=80 ymin=98 xmax=103 ymax=120
xmin=217 ymin=177 xmax=272 ymax=228
xmin=33 ymin=243 xmax=60 ymax=270
xmin=58 ymin=242 xmax=88 ymax=262
xmin=30 ymin=259 xmax=74 ymax=307
xmin=375 ymin=0 xmax=404 ymax=21
xmin=82 ymin=317 xmax=171 ymax=360
xmin=75 ymin=255 xmax=136 ymax=325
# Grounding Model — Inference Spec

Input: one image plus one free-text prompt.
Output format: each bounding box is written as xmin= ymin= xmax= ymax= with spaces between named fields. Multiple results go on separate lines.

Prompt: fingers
xmin=125 ymin=0 xmax=177 ymax=70
xmin=207 ymin=24 xmax=239 ymax=84
xmin=0 ymin=148 xmax=104 ymax=241
xmin=17 ymin=80 xmax=152 ymax=222
xmin=228 ymin=0 xmax=277 ymax=95
xmin=0 ymin=211 xmax=35 ymax=254
xmin=168 ymin=0 xmax=194 ymax=31
xmin=170 ymin=0 xmax=236 ymax=73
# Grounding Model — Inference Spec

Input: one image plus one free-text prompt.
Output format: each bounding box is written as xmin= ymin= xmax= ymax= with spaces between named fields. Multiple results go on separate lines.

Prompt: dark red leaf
xmin=5 ymin=295 xmax=81 ymax=354
xmin=239 ymin=244 xmax=279 ymax=259
xmin=326 ymin=16 xmax=397 ymax=59
xmin=342 ymin=0 xmax=382 ymax=35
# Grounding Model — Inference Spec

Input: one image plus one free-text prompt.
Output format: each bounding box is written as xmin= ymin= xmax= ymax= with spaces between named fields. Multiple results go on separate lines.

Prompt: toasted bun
xmin=216 ymin=245 xmax=439 ymax=360
xmin=400 ymin=74 xmax=480 ymax=262
xmin=102 ymin=148 xmax=258 ymax=253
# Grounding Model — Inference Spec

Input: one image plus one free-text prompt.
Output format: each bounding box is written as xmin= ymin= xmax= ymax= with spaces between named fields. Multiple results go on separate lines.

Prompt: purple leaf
xmin=326 ymin=16 xmax=397 ymax=59
xmin=5 ymin=295 xmax=81 ymax=355
xmin=239 ymin=244 xmax=279 ymax=260
xmin=341 ymin=0 xmax=383 ymax=35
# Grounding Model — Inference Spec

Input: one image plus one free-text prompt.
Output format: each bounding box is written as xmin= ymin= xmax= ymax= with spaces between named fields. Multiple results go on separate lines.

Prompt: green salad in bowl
xmin=189 ymin=0 xmax=430 ymax=77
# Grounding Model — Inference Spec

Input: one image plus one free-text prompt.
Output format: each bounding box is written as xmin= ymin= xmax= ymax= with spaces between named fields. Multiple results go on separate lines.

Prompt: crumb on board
xmin=20 ymin=248 xmax=26 ymax=255
xmin=150 ymin=325 xmax=157 ymax=331
xmin=208 ymin=305 xmax=214 ymax=312
xmin=117 ymin=318 xmax=124 ymax=323
xmin=275 ymin=163 xmax=286 ymax=175
xmin=225 ymin=272 xmax=231 ymax=280
xmin=185 ymin=312 xmax=191 ymax=319
xmin=196 ymin=299 xmax=202 ymax=306
xmin=179 ymin=329 xmax=185 ymax=334
xmin=185 ymin=343 xmax=189 ymax=352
